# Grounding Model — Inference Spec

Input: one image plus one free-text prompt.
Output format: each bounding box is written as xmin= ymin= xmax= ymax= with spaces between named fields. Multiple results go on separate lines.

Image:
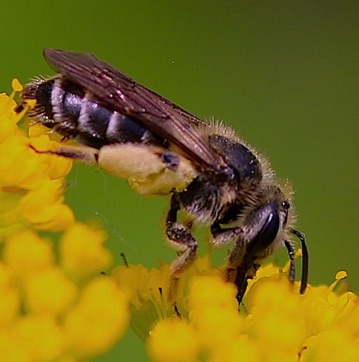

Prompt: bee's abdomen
xmin=22 ymin=76 xmax=163 ymax=149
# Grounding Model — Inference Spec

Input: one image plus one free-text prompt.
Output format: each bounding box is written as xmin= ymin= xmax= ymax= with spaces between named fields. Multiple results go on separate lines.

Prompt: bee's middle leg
xmin=165 ymin=194 xmax=198 ymax=301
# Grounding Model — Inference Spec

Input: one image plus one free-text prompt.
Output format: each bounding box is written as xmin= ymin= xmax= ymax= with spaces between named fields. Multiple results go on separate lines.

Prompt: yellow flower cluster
xmin=0 ymin=80 xmax=74 ymax=234
xmin=114 ymin=257 xmax=359 ymax=362
xmin=0 ymin=83 xmax=130 ymax=361
xmin=2 ymin=80 xmax=358 ymax=361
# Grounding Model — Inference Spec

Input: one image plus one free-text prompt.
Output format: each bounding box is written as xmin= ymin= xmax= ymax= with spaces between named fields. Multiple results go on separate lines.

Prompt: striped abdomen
xmin=21 ymin=76 xmax=166 ymax=149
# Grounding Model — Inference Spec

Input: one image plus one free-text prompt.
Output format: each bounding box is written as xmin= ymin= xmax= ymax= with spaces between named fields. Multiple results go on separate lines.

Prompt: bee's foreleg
xmin=165 ymin=194 xmax=198 ymax=302
xmin=225 ymin=203 xmax=284 ymax=304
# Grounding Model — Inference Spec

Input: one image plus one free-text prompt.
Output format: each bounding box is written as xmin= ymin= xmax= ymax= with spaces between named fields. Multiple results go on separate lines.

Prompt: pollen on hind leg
xmin=98 ymin=143 xmax=198 ymax=195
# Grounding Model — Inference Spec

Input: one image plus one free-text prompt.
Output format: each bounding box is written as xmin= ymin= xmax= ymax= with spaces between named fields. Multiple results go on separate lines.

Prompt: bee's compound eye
xmin=161 ymin=152 xmax=179 ymax=171
xmin=247 ymin=210 xmax=280 ymax=257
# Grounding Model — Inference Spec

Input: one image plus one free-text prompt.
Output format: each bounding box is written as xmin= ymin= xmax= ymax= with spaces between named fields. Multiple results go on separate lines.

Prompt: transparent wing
xmin=44 ymin=48 xmax=225 ymax=171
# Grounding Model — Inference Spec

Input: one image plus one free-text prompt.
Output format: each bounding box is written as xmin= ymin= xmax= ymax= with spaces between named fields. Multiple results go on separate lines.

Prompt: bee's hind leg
xmin=29 ymin=144 xmax=99 ymax=165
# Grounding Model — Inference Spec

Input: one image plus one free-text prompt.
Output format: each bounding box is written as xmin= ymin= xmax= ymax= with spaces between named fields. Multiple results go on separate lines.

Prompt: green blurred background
xmin=1 ymin=1 xmax=358 ymax=360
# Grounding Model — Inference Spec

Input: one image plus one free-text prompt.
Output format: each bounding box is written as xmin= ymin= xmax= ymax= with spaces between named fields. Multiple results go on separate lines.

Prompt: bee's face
xmin=18 ymin=48 xmax=308 ymax=305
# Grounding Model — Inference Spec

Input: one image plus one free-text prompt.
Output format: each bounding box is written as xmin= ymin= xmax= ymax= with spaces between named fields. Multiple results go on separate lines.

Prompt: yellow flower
xmin=20 ymin=179 xmax=75 ymax=231
xmin=148 ymin=318 xmax=200 ymax=362
xmin=0 ymin=82 xmax=130 ymax=361
xmin=0 ymin=262 xmax=20 ymax=327
xmin=188 ymin=275 xmax=243 ymax=350
xmin=11 ymin=315 xmax=66 ymax=362
xmin=59 ymin=222 xmax=113 ymax=281
xmin=112 ymin=261 xmax=173 ymax=341
xmin=64 ymin=277 xmax=130 ymax=359
xmin=3 ymin=230 xmax=55 ymax=292
xmin=24 ymin=267 xmax=78 ymax=315
xmin=0 ymin=79 xmax=22 ymax=142
xmin=113 ymin=253 xmax=359 ymax=362
xmin=0 ymin=85 xmax=74 ymax=234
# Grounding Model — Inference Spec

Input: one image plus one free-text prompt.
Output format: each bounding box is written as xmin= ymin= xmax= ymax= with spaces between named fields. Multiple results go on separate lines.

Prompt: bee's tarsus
xmin=284 ymin=239 xmax=296 ymax=283
xmin=290 ymin=229 xmax=309 ymax=294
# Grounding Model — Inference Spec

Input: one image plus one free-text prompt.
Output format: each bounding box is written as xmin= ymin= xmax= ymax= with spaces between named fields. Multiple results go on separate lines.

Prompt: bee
xmin=17 ymin=48 xmax=308 ymax=304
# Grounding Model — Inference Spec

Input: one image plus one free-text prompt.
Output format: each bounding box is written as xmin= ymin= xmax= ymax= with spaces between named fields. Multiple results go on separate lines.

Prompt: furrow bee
xmin=16 ymin=48 xmax=308 ymax=304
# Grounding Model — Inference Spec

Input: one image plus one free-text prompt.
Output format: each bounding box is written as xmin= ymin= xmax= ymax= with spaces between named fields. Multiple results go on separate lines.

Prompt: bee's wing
xmin=44 ymin=48 xmax=225 ymax=171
